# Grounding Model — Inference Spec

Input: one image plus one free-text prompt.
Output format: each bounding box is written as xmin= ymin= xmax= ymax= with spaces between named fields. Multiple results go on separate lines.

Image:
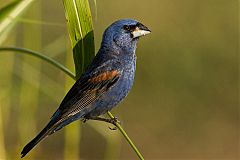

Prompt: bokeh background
xmin=0 ymin=0 xmax=238 ymax=159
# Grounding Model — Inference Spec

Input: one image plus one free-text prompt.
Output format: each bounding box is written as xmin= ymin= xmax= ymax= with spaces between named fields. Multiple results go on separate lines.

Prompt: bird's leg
xmin=82 ymin=118 xmax=88 ymax=123
xmin=88 ymin=116 xmax=120 ymax=125
xmin=86 ymin=116 xmax=121 ymax=130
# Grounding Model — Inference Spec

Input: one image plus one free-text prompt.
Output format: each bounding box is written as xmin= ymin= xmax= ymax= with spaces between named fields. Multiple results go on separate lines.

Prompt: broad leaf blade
xmin=62 ymin=1 xmax=95 ymax=159
xmin=0 ymin=0 xmax=35 ymax=44
xmin=63 ymin=0 xmax=95 ymax=79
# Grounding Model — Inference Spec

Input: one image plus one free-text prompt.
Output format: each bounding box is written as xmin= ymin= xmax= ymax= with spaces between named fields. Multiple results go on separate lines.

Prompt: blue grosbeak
xmin=21 ymin=19 xmax=150 ymax=158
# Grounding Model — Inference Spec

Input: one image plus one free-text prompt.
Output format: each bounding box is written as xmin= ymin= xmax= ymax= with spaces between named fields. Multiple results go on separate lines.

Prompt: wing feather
xmin=53 ymin=70 xmax=121 ymax=123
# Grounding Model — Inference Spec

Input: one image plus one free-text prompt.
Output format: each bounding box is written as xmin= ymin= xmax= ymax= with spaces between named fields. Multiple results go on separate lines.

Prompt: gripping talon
xmin=108 ymin=117 xmax=120 ymax=130
xmin=108 ymin=126 xmax=117 ymax=130
xmin=82 ymin=118 xmax=88 ymax=123
xmin=85 ymin=116 xmax=121 ymax=129
xmin=110 ymin=117 xmax=121 ymax=124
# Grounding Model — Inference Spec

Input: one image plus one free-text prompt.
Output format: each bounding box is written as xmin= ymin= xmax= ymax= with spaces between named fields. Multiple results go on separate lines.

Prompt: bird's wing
xmin=51 ymin=60 xmax=122 ymax=123
xmin=20 ymin=61 xmax=122 ymax=158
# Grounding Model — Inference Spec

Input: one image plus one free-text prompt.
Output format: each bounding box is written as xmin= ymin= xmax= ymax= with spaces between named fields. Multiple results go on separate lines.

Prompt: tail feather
xmin=21 ymin=111 xmax=84 ymax=158
xmin=21 ymin=120 xmax=56 ymax=158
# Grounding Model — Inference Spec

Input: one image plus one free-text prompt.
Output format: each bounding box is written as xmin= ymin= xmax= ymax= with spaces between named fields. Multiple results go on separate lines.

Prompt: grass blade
xmin=0 ymin=0 xmax=35 ymax=44
xmin=63 ymin=0 xmax=95 ymax=78
xmin=62 ymin=1 xmax=95 ymax=158
xmin=0 ymin=47 xmax=75 ymax=79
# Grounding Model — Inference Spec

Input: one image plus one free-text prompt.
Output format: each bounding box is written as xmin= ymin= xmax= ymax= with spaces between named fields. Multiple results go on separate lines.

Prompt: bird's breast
xmin=107 ymin=56 xmax=136 ymax=104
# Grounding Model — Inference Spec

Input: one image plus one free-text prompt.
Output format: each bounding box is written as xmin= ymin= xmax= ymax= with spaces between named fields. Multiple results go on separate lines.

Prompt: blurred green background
xmin=0 ymin=0 xmax=238 ymax=159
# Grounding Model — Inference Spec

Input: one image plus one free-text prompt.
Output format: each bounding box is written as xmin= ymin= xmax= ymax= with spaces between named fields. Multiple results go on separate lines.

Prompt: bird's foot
xmin=85 ymin=116 xmax=121 ymax=130
xmin=108 ymin=117 xmax=121 ymax=130
xmin=82 ymin=118 xmax=88 ymax=123
xmin=108 ymin=126 xmax=117 ymax=130
xmin=109 ymin=117 xmax=121 ymax=124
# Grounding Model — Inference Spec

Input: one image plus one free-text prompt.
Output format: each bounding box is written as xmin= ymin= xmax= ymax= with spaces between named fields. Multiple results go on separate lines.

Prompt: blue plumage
xmin=21 ymin=19 xmax=150 ymax=158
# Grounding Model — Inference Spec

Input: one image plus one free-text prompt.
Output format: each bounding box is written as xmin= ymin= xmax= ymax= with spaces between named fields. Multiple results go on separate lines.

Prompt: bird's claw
xmin=108 ymin=126 xmax=117 ymax=130
xmin=110 ymin=117 xmax=121 ymax=124
xmin=108 ymin=117 xmax=121 ymax=130
xmin=82 ymin=118 xmax=88 ymax=123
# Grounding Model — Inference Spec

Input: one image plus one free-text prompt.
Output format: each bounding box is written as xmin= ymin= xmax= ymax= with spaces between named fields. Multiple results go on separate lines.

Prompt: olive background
xmin=0 ymin=0 xmax=238 ymax=159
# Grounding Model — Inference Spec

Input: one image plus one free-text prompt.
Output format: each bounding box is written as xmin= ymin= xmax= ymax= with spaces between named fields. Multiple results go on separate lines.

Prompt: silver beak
xmin=132 ymin=23 xmax=151 ymax=38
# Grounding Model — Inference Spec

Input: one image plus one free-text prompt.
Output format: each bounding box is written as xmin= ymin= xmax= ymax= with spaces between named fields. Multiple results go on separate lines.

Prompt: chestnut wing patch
xmin=55 ymin=70 xmax=121 ymax=122
xmin=89 ymin=70 xmax=120 ymax=83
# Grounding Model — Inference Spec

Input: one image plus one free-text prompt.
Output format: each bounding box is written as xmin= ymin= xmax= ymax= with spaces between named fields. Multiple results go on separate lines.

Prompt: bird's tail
xmin=21 ymin=110 xmax=84 ymax=158
xmin=20 ymin=120 xmax=56 ymax=158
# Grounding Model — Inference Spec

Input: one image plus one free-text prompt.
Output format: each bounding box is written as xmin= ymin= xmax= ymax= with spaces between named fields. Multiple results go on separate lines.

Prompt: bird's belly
xmin=106 ymin=74 xmax=134 ymax=105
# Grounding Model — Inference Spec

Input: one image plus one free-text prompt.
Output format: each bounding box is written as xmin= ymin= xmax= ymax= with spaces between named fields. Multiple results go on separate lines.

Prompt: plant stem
xmin=0 ymin=47 xmax=75 ymax=79
xmin=0 ymin=47 xmax=144 ymax=160
xmin=107 ymin=111 xmax=144 ymax=160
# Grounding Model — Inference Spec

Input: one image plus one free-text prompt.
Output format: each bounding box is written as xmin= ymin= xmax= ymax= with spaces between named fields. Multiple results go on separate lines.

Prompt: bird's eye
xmin=123 ymin=25 xmax=131 ymax=31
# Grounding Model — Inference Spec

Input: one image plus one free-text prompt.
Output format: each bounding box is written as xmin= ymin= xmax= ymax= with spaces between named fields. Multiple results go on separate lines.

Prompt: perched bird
xmin=21 ymin=19 xmax=150 ymax=158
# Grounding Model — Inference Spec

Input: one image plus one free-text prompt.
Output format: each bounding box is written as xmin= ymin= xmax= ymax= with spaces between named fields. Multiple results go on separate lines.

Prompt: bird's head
xmin=101 ymin=19 xmax=151 ymax=53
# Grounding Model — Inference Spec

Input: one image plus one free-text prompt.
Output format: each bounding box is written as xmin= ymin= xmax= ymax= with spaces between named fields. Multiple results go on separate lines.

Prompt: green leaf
xmin=0 ymin=0 xmax=35 ymax=44
xmin=63 ymin=0 xmax=95 ymax=79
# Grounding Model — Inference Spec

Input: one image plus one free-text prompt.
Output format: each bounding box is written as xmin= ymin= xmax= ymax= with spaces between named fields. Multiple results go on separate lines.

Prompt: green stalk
xmin=107 ymin=112 xmax=144 ymax=160
xmin=0 ymin=47 xmax=75 ymax=80
xmin=0 ymin=47 xmax=144 ymax=160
